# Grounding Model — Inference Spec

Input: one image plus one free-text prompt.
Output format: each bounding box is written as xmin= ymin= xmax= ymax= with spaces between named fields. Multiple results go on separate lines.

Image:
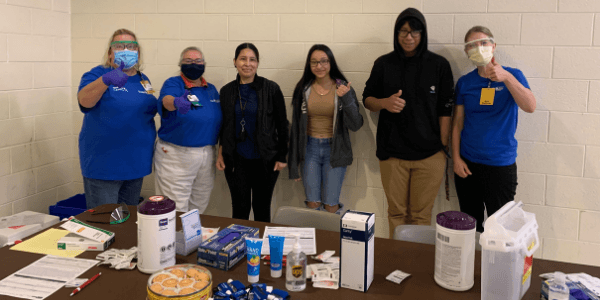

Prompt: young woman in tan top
xmin=289 ymin=44 xmax=364 ymax=214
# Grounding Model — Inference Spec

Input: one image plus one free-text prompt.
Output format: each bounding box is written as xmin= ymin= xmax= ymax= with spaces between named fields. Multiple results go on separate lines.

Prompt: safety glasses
xmin=87 ymin=203 xmax=130 ymax=225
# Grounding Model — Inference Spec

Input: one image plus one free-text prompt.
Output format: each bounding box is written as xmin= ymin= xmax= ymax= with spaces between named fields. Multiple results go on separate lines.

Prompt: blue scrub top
xmin=455 ymin=66 xmax=530 ymax=166
xmin=157 ymin=76 xmax=222 ymax=147
xmin=78 ymin=65 xmax=157 ymax=180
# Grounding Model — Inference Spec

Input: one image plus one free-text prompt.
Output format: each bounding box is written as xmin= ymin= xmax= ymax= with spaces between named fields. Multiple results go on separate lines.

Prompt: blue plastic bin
xmin=49 ymin=194 xmax=87 ymax=220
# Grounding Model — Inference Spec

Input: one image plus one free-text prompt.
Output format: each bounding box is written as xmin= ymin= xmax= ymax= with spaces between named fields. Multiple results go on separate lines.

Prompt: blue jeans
xmin=302 ymin=136 xmax=347 ymax=206
xmin=83 ymin=177 xmax=144 ymax=209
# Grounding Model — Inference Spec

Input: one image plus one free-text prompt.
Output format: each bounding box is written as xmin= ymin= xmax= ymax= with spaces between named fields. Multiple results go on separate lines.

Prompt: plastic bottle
xmin=548 ymin=272 xmax=569 ymax=300
xmin=285 ymin=235 xmax=306 ymax=291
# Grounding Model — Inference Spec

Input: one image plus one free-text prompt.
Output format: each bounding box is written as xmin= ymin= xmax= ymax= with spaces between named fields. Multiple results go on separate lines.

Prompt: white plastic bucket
xmin=480 ymin=201 xmax=539 ymax=300
xmin=138 ymin=196 xmax=177 ymax=274
xmin=434 ymin=211 xmax=476 ymax=291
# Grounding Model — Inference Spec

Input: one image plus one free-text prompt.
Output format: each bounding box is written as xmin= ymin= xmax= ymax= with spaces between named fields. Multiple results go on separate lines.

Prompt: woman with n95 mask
xmin=77 ymin=28 xmax=157 ymax=209
xmin=452 ymin=26 xmax=536 ymax=232
xmin=154 ymin=47 xmax=222 ymax=213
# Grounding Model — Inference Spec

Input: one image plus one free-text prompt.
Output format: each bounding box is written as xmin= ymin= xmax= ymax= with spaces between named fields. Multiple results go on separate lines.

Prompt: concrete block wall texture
xmin=35 ymin=0 xmax=591 ymax=267
xmin=0 ymin=1 xmax=73 ymax=218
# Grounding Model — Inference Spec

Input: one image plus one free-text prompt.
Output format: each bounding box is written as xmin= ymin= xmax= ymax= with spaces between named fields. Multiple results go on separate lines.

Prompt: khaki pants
xmin=380 ymin=151 xmax=446 ymax=239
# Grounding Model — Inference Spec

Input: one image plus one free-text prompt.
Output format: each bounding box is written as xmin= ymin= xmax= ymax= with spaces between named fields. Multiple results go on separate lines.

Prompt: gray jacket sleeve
xmin=339 ymin=87 xmax=364 ymax=132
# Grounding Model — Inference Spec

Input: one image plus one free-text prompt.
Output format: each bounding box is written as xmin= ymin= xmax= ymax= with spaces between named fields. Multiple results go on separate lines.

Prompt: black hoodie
xmin=363 ymin=8 xmax=454 ymax=161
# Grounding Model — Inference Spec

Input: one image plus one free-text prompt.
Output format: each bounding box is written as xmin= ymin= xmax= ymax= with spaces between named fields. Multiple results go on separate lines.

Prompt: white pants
xmin=154 ymin=139 xmax=215 ymax=213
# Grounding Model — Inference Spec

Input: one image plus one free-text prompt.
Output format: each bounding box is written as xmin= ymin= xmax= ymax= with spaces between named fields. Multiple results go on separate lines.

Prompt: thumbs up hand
xmin=101 ymin=61 xmax=129 ymax=87
xmin=173 ymin=90 xmax=192 ymax=115
xmin=486 ymin=57 xmax=510 ymax=82
xmin=384 ymin=90 xmax=406 ymax=113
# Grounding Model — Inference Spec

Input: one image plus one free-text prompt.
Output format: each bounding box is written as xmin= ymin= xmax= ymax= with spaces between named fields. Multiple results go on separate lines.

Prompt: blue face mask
xmin=114 ymin=50 xmax=138 ymax=69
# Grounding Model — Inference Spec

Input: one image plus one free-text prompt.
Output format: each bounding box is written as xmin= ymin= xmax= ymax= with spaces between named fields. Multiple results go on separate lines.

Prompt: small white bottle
xmin=548 ymin=272 xmax=569 ymax=300
xmin=285 ymin=235 xmax=307 ymax=291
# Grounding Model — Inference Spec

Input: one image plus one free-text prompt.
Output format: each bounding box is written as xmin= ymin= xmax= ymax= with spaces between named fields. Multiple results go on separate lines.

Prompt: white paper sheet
xmin=0 ymin=255 xmax=98 ymax=300
xmin=261 ymin=226 xmax=317 ymax=255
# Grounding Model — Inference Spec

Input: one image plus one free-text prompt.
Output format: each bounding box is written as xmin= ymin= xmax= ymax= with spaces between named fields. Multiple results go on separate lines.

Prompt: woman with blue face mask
xmin=77 ymin=28 xmax=157 ymax=209
xmin=452 ymin=26 xmax=537 ymax=232
xmin=154 ymin=47 xmax=222 ymax=213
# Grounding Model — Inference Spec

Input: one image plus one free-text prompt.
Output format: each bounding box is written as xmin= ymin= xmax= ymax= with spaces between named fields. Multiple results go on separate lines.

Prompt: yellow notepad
xmin=10 ymin=228 xmax=84 ymax=258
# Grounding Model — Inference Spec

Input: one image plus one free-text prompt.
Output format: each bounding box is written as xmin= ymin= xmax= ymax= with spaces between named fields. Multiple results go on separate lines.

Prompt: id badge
xmin=140 ymin=80 xmax=155 ymax=94
xmin=480 ymin=88 xmax=495 ymax=105
xmin=187 ymin=94 xmax=202 ymax=107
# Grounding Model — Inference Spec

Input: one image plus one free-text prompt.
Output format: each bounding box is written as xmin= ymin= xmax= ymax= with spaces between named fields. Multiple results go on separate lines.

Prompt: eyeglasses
xmin=111 ymin=41 xmax=139 ymax=51
xmin=181 ymin=58 xmax=205 ymax=65
xmin=398 ymin=29 xmax=422 ymax=38
xmin=86 ymin=203 xmax=130 ymax=225
xmin=310 ymin=59 xmax=330 ymax=67
xmin=464 ymin=38 xmax=495 ymax=51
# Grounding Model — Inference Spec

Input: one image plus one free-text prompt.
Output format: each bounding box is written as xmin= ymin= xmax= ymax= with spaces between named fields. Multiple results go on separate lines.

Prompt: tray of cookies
xmin=147 ymin=264 xmax=212 ymax=300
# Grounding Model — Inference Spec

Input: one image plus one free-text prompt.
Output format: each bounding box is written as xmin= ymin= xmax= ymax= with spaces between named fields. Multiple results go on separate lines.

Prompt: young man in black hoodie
xmin=363 ymin=8 xmax=454 ymax=238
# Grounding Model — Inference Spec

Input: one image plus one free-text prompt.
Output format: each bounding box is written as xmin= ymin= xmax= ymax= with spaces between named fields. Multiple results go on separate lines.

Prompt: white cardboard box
xmin=57 ymin=232 xmax=114 ymax=251
xmin=340 ymin=210 xmax=375 ymax=292
xmin=0 ymin=211 xmax=59 ymax=246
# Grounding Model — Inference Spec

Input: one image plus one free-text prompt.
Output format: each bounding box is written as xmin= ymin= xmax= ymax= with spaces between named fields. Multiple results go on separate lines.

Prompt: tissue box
xmin=340 ymin=210 xmax=375 ymax=292
xmin=176 ymin=230 xmax=201 ymax=256
xmin=540 ymin=279 xmax=598 ymax=300
xmin=197 ymin=224 xmax=259 ymax=271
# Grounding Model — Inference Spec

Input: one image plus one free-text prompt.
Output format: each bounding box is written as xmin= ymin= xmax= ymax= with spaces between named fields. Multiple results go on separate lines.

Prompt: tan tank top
xmin=307 ymin=86 xmax=335 ymax=138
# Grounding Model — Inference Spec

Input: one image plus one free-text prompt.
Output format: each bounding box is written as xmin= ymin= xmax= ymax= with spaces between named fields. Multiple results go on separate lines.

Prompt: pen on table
xmin=70 ymin=272 xmax=101 ymax=296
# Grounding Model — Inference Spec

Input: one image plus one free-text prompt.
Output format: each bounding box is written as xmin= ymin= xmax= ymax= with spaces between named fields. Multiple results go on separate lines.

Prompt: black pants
xmin=224 ymin=155 xmax=280 ymax=222
xmin=454 ymin=156 xmax=517 ymax=232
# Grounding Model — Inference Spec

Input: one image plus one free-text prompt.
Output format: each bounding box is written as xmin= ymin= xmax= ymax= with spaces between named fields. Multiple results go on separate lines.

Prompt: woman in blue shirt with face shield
xmin=452 ymin=26 xmax=537 ymax=232
xmin=77 ymin=28 xmax=157 ymax=209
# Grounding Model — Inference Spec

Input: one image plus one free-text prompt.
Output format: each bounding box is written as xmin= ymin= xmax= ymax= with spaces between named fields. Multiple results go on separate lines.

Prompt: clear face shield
xmin=87 ymin=203 xmax=131 ymax=225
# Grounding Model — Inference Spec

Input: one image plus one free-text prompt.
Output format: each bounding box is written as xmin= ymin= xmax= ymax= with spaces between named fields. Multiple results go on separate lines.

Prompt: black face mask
xmin=181 ymin=64 xmax=205 ymax=80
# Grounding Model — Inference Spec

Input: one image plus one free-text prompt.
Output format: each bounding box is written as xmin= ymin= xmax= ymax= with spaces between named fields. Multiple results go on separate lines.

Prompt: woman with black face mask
xmin=154 ymin=46 xmax=223 ymax=213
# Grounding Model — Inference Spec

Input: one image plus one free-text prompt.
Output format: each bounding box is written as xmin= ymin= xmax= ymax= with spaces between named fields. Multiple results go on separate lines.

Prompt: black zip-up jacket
xmin=288 ymin=83 xmax=364 ymax=179
xmin=363 ymin=8 xmax=454 ymax=161
xmin=219 ymin=75 xmax=289 ymax=169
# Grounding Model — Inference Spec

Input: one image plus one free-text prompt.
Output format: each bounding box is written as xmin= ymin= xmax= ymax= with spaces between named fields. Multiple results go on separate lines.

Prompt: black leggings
xmin=224 ymin=155 xmax=280 ymax=222
xmin=454 ymin=156 xmax=517 ymax=232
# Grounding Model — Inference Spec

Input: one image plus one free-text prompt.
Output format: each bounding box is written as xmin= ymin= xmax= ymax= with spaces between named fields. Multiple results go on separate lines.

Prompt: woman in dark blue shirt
xmin=216 ymin=43 xmax=289 ymax=222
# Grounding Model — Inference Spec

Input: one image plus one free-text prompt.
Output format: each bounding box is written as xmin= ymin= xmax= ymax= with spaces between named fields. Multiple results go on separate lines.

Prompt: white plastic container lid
xmin=248 ymin=274 xmax=259 ymax=283
xmin=479 ymin=201 xmax=539 ymax=256
xmin=271 ymin=269 xmax=282 ymax=278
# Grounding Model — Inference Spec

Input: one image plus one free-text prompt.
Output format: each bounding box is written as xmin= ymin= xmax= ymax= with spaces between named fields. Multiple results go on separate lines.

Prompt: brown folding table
xmin=0 ymin=204 xmax=598 ymax=300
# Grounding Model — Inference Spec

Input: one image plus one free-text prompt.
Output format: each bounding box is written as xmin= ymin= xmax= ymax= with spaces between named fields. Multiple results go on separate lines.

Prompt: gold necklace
xmin=313 ymin=81 xmax=333 ymax=96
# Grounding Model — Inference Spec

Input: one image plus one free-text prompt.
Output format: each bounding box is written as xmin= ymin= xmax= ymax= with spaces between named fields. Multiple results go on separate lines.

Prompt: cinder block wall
xmin=0 ymin=1 xmax=72 ymax=216
xmin=69 ymin=0 xmax=600 ymax=267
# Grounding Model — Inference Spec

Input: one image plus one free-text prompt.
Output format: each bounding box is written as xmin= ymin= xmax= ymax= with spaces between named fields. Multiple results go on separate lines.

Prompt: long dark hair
xmin=234 ymin=42 xmax=259 ymax=62
xmin=292 ymin=44 xmax=347 ymax=107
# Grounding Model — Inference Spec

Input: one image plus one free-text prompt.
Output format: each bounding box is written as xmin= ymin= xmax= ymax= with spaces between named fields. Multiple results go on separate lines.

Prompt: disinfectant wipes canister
xmin=434 ymin=211 xmax=476 ymax=291
xmin=138 ymin=195 xmax=176 ymax=274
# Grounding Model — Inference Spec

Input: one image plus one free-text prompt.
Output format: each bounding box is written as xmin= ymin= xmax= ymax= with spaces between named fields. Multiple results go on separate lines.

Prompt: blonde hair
xmin=101 ymin=28 xmax=143 ymax=70
xmin=464 ymin=26 xmax=495 ymax=43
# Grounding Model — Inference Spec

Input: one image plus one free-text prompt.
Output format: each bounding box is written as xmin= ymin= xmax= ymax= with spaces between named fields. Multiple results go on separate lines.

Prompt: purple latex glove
xmin=101 ymin=61 xmax=129 ymax=87
xmin=173 ymin=90 xmax=192 ymax=115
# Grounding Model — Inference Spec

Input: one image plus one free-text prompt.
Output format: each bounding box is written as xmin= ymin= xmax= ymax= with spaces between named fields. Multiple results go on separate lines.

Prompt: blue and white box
xmin=340 ymin=210 xmax=375 ymax=292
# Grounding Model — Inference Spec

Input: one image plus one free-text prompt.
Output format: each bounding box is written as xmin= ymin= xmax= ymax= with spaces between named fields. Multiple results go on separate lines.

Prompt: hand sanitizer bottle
xmin=285 ymin=235 xmax=306 ymax=291
xmin=548 ymin=272 xmax=569 ymax=300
